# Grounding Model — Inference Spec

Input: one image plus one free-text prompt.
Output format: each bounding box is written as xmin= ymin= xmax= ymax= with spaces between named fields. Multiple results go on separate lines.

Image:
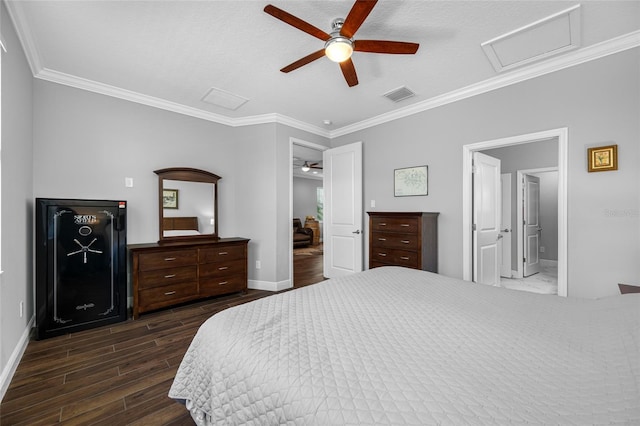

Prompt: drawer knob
xmin=218 ymin=252 xmax=228 ymax=255
xmin=219 ymin=281 xmax=228 ymax=286
xmin=164 ymin=257 xmax=176 ymax=261
xmin=400 ymin=256 xmax=410 ymax=260
xmin=164 ymin=291 xmax=176 ymax=296
xmin=164 ymin=274 xmax=176 ymax=278
xmin=379 ymin=223 xmax=387 ymax=226
xmin=378 ymin=253 xmax=387 ymax=257
xmin=401 ymin=240 xmax=410 ymax=244
xmin=378 ymin=238 xmax=386 ymax=241
xmin=218 ymin=266 xmax=229 ymax=271
xmin=400 ymin=224 xmax=410 ymax=227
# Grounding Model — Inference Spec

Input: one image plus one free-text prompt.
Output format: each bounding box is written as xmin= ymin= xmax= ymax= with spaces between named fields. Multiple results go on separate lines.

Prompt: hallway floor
xmin=499 ymin=260 xmax=558 ymax=295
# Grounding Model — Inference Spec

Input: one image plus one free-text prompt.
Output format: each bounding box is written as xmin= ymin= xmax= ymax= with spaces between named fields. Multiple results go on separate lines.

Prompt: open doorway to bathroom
xmin=291 ymin=139 xmax=326 ymax=288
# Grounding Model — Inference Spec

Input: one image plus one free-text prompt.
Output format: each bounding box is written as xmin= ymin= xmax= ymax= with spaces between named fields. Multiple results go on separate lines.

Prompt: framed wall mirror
xmin=155 ymin=168 xmax=220 ymax=243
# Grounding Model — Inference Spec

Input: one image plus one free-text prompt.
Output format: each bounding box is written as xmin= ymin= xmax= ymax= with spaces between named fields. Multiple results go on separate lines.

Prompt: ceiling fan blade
xmin=354 ymin=40 xmax=419 ymax=54
xmin=339 ymin=59 xmax=359 ymax=87
xmin=264 ymin=4 xmax=331 ymax=41
xmin=341 ymin=0 xmax=378 ymax=38
xmin=280 ymin=49 xmax=326 ymax=73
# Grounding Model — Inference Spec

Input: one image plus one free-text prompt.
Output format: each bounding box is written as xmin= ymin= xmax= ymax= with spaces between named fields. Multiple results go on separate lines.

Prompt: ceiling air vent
xmin=383 ymin=86 xmax=415 ymax=103
xmin=201 ymin=87 xmax=249 ymax=110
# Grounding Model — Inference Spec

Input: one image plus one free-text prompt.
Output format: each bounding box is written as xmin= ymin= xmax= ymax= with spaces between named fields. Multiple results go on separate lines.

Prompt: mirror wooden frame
xmin=155 ymin=167 xmax=220 ymax=243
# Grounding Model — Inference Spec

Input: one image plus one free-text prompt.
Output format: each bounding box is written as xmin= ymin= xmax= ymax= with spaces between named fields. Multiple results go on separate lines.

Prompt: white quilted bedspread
xmin=169 ymin=267 xmax=640 ymax=425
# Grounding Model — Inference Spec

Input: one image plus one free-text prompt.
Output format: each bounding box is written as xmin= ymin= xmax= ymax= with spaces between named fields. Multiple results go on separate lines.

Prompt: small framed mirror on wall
xmin=154 ymin=168 xmax=220 ymax=243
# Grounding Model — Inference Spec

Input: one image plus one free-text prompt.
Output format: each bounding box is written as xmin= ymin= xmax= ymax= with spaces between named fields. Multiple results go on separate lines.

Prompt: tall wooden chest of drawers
xmin=129 ymin=238 xmax=249 ymax=319
xmin=368 ymin=212 xmax=438 ymax=272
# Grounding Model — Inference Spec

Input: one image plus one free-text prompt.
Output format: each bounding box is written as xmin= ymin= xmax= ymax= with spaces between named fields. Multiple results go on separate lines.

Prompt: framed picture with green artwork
xmin=394 ymin=166 xmax=428 ymax=197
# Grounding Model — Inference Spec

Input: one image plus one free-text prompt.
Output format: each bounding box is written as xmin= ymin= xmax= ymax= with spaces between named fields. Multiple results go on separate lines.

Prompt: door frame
xmin=289 ymin=137 xmax=328 ymax=287
xmin=462 ymin=128 xmax=568 ymax=297
xmin=500 ymin=173 xmax=512 ymax=278
xmin=516 ymin=167 xmax=558 ymax=279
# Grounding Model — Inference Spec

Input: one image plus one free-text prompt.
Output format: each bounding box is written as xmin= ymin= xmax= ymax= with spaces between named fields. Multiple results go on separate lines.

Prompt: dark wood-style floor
xmin=0 ymin=247 xmax=324 ymax=425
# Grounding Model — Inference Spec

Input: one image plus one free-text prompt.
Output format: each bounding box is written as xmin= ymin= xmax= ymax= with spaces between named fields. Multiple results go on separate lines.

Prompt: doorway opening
xmin=462 ymin=128 xmax=568 ymax=297
xmin=290 ymin=138 xmax=327 ymax=288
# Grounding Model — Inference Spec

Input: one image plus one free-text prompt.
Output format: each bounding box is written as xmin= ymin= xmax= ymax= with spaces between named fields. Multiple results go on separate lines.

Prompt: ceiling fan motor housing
xmin=325 ymin=18 xmax=354 ymax=63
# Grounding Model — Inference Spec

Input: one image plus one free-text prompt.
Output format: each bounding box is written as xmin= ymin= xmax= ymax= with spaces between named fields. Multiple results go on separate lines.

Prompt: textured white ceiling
xmin=6 ymin=1 xmax=640 ymax=134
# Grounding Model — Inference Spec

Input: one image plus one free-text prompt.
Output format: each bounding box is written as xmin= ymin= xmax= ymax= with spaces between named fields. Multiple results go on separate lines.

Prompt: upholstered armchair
xmin=293 ymin=218 xmax=313 ymax=248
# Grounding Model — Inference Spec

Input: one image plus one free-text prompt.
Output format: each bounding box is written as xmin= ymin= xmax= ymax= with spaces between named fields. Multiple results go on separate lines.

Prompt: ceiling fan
xmin=299 ymin=161 xmax=323 ymax=172
xmin=264 ymin=0 xmax=419 ymax=87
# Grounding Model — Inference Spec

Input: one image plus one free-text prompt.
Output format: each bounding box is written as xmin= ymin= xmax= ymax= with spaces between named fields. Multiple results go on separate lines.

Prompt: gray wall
xmin=1 ymin=0 xmax=34 ymax=388
xmin=31 ymin=84 xmax=329 ymax=291
xmin=483 ymin=139 xmax=558 ymax=270
xmin=332 ymin=48 xmax=640 ymax=299
xmin=293 ymin=177 xmax=322 ymax=222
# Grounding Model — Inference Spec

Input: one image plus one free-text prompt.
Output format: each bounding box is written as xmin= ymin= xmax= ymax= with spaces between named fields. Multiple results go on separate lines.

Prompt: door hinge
xmin=472 ymin=223 xmax=477 ymax=231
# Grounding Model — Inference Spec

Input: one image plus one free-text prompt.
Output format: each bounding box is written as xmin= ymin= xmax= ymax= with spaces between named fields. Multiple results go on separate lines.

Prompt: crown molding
xmin=4 ymin=0 xmax=41 ymax=74
xmin=330 ymin=30 xmax=640 ymax=138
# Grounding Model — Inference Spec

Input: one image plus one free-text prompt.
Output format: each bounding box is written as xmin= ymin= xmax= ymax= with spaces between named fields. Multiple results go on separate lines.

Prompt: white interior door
xmin=323 ymin=142 xmax=363 ymax=278
xmin=500 ymin=173 xmax=512 ymax=278
xmin=523 ymin=174 xmax=541 ymax=277
xmin=473 ymin=152 xmax=501 ymax=286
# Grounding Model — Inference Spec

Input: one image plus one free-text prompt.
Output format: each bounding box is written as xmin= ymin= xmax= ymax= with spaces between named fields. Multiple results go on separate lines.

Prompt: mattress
xmin=169 ymin=266 xmax=640 ymax=425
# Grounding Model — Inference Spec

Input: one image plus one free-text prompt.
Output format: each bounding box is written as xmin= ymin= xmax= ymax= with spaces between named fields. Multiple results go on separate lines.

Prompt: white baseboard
xmin=0 ymin=315 xmax=34 ymax=401
xmin=248 ymin=279 xmax=291 ymax=292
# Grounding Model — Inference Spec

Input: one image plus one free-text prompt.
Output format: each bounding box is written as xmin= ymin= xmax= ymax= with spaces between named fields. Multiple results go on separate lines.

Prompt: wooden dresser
xmin=129 ymin=238 xmax=249 ymax=319
xmin=368 ymin=212 xmax=439 ymax=272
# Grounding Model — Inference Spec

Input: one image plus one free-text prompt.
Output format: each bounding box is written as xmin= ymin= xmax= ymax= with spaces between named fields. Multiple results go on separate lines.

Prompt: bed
xmin=163 ymin=216 xmax=201 ymax=237
xmin=169 ymin=266 xmax=640 ymax=425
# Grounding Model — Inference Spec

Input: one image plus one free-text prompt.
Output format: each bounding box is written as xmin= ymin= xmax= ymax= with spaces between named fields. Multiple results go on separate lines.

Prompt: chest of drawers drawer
xmin=199 ymin=245 xmax=245 ymax=263
xmin=370 ymin=248 xmax=419 ymax=268
xmin=138 ymin=265 xmax=197 ymax=290
xmin=200 ymin=275 xmax=246 ymax=297
xmin=371 ymin=232 xmax=418 ymax=250
xmin=138 ymin=250 xmax=197 ymax=271
xmin=370 ymin=217 xmax=419 ymax=234
xmin=199 ymin=259 xmax=246 ymax=279
xmin=138 ymin=281 xmax=198 ymax=311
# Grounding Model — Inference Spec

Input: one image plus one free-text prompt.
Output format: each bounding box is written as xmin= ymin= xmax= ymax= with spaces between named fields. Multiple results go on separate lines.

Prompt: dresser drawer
xmin=138 ymin=265 xmax=197 ymax=290
xmin=371 ymin=216 xmax=419 ymax=234
xmin=138 ymin=281 xmax=198 ymax=311
xmin=138 ymin=250 xmax=197 ymax=271
xmin=371 ymin=232 xmax=418 ymax=250
xmin=370 ymin=248 xmax=419 ymax=268
xmin=199 ymin=275 xmax=246 ymax=297
xmin=199 ymin=259 xmax=246 ymax=279
xmin=199 ymin=245 xmax=245 ymax=263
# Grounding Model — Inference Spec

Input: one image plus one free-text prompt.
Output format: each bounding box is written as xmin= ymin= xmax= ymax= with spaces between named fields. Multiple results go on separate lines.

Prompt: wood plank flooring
xmin=1 ymin=249 xmax=325 ymax=425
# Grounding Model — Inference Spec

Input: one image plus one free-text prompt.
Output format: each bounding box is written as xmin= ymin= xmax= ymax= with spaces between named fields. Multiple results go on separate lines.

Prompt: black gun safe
xmin=35 ymin=198 xmax=127 ymax=339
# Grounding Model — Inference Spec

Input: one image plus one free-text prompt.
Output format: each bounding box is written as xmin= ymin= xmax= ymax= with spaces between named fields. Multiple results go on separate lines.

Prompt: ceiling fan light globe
xmin=325 ymin=37 xmax=353 ymax=63
xmin=301 ymin=166 xmax=310 ymax=172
